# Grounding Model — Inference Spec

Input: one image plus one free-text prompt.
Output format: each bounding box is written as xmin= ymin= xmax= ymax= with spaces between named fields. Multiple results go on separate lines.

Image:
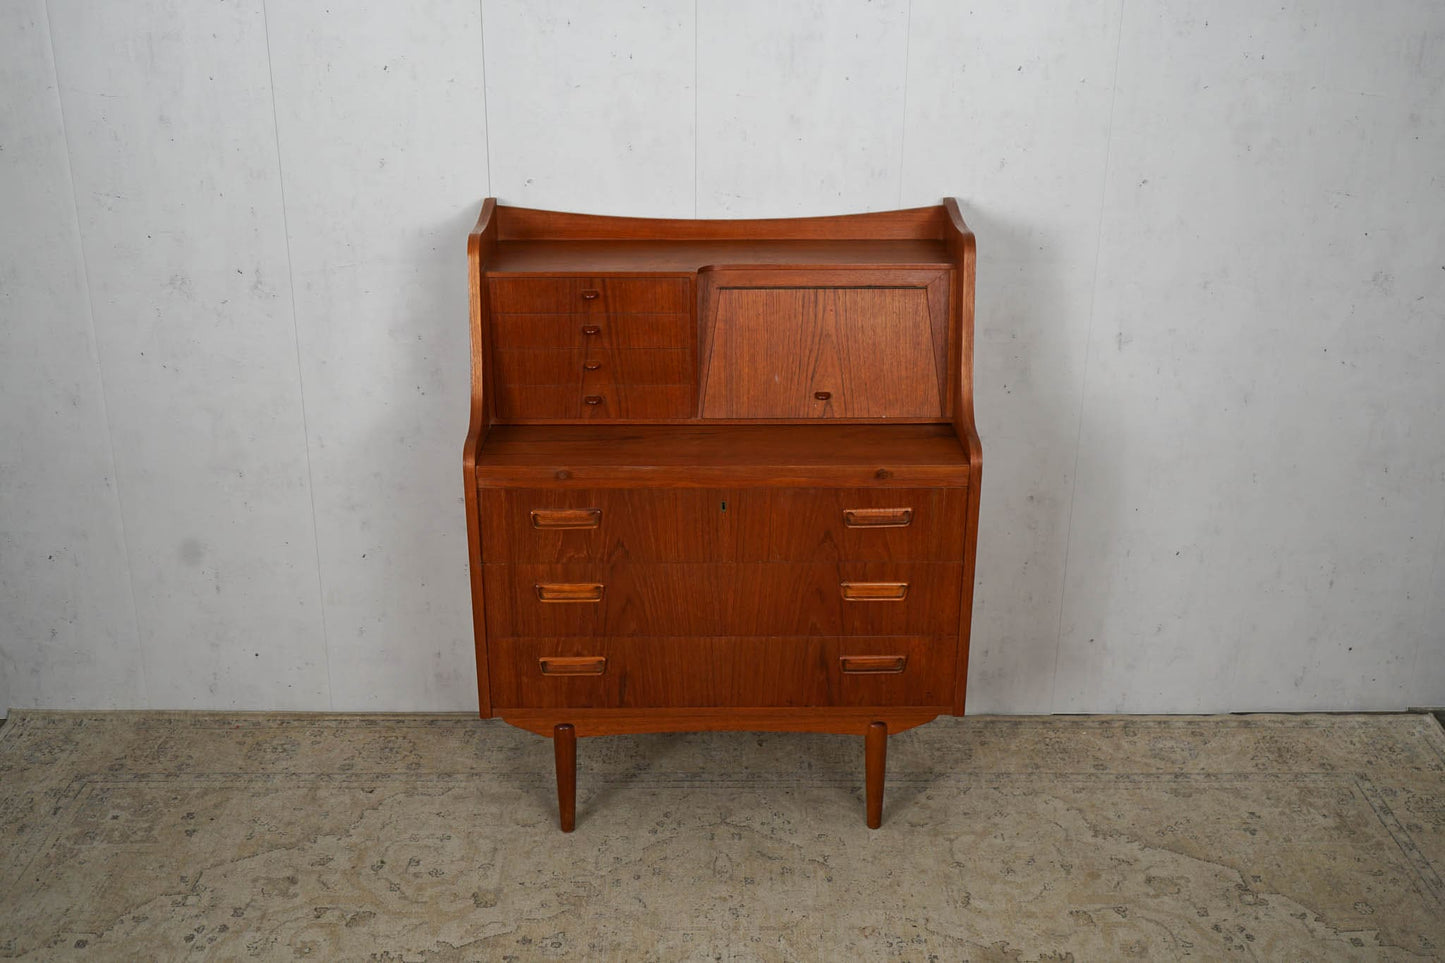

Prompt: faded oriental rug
xmin=1 ymin=711 xmax=1443 ymax=960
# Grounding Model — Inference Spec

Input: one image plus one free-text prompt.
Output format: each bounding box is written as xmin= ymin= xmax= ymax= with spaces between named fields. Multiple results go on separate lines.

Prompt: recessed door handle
xmin=530 ymin=508 xmax=602 ymax=530
xmin=840 ymin=581 xmax=909 ymax=601
xmin=843 ymin=508 xmax=914 ymax=528
xmin=535 ymin=583 xmax=604 ymax=603
xmin=840 ymin=655 xmax=907 ymax=674
xmin=540 ymin=656 xmax=607 ymax=676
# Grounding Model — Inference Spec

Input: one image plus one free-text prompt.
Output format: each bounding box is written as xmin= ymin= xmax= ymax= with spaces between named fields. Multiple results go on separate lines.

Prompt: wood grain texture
xmin=866 ymin=720 xmax=888 ymax=829
xmin=701 ymin=287 xmax=943 ymax=418
xmin=496 ymin=205 xmax=951 ymax=242
xmin=473 ymin=424 xmax=971 ymax=488
xmin=553 ymin=722 xmax=576 ymax=832
xmin=489 ymin=636 xmax=954 ymax=709
xmin=488 ymin=239 xmax=952 ymax=274
xmin=484 ymin=562 xmax=960 ymax=638
xmin=464 ymin=199 xmax=499 ymax=718
xmin=498 ymin=707 xmax=944 ymax=738
xmin=943 ymin=199 xmax=982 ymax=717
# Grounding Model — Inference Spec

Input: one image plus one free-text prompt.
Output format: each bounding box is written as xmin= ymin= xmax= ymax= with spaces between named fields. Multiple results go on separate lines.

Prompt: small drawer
xmin=490 ymin=278 xmax=576 ymax=314
xmin=766 ymin=488 xmax=967 ymax=561
xmin=487 ymin=636 xmax=957 ymax=709
xmin=492 ymin=313 xmax=692 ymax=350
xmin=493 ymin=348 xmax=586 ymax=385
xmin=578 ymin=278 xmax=690 ymax=314
xmin=490 ymin=277 xmax=691 ymax=315
xmin=580 ymin=348 xmax=692 ymax=386
xmin=578 ymin=385 xmax=694 ymax=420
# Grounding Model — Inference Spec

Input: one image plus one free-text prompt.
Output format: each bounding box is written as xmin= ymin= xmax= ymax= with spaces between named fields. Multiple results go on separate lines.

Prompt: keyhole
xmin=720 ymin=500 xmax=728 ymax=512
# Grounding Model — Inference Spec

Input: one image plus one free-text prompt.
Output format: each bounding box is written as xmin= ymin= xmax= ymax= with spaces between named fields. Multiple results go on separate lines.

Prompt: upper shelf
xmin=488 ymin=239 xmax=953 ymax=275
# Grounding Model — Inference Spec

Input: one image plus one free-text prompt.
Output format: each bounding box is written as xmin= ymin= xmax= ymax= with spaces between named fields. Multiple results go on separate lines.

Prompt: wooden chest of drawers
xmin=463 ymin=201 xmax=981 ymax=830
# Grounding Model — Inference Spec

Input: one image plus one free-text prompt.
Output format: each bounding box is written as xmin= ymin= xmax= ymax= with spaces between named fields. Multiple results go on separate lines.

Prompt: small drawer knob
xmin=814 ymin=391 xmax=832 ymax=401
xmin=584 ymin=395 xmax=604 ymax=406
xmin=582 ymin=325 xmax=601 ymax=336
xmin=583 ymin=361 xmax=602 ymax=371
xmin=580 ymin=289 xmax=600 ymax=301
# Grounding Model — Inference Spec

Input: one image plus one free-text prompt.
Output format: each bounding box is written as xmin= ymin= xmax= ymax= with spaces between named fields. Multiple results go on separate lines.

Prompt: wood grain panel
xmin=490 ymin=277 xmax=575 ymax=313
xmin=701 ymin=287 xmax=943 ymax=418
xmin=485 ymin=561 xmax=957 ymax=637
xmin=731 ymin=562 xmax=961 ymax=636
xmin=766 ymin=488 xmax=967 ymax=561
xmin=579 ymin=277 xmax=690 ymax=314
xmin=472 ymin=423 xmax=972 ymax=488
xmin=479 ymin=488 xmax=751 ymax=564
xmin=492 ymin=313 xmax=691 ymax=350
xmin=489 ymin=636 xmax=956 ymax=708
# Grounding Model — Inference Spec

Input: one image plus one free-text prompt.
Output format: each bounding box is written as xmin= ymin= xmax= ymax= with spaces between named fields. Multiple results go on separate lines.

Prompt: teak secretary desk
xmin=463 ymin=199 xmax=981 ymax=831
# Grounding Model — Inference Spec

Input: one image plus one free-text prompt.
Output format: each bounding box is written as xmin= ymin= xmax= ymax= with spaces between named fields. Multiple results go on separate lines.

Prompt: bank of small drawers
xmin=489 ymin=276 xmax=694 ymax=420
xmin=480 ymin=486 xmax=966 ymax=709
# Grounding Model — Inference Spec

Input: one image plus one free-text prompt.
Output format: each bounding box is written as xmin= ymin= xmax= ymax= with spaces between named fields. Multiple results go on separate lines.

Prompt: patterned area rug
xmin=1 ymin=711 xmax=1443 ymax=961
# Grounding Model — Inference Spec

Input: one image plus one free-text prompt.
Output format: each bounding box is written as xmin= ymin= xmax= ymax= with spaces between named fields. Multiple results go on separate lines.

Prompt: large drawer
xmin=479 ymin=487 xmax=966 ymax=563
xmin=481 ymin=562 xmax=962 ymax=637
xmin=488 ymin=636 xmax=957 ymax=708
xmin=479 ymin=488 xmax=749 ymax=563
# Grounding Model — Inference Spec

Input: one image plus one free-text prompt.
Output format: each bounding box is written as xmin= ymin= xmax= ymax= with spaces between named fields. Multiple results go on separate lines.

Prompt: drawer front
xmin=576 ymin=385 xmax=693 ymax=420
xmin=482 ymin=561 xmax=960 ymax=637
xmin=490 ymin=278 xmax=576 ymax=314
xmin=493 ymin=348 xmax=691 ymax=387
xmin=479 ymin=488 xmax=751 ymax=563
xmin=483 ymin=563 xmax=733 ymax=637
xmin=488 ymin=636 xmax=957 ymax=708
xmin=490 ymin=277 xmax=690 ymax=315
xmin=492 ymin=313 xmax=692 ymax=350
xmin=766 ymin=488 xmax=967 ymax=561
xmin=493 ymin=384 xmax=694 ymax=421
xmin=732 ymin=562 xmax=962 ymax=636
xmin=577 ymin=277 xmax=690 ymax=314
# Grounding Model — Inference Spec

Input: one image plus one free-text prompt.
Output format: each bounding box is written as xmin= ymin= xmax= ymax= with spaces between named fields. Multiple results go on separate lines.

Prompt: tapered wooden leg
xmin=865 ymin=720 xmax=888 ymax=829
xmin=553 ymin=723 xmax=576 ymax=832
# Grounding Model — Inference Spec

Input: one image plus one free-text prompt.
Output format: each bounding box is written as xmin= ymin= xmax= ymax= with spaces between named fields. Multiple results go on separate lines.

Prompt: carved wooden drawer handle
xmin=530 ymin=508 xmax=602 ymax=530
xmin=539 ymin=656 xmax=607 ymax=676
xmin=840 ymin=655 xmax=908 ymax=674
xmin=582 ymin=324 xmax=602 ymax=336
xmin=579 ymin=289 xmax=600 ymax=301
xmin=840 ymin=581 xmax=909 ymax=601
xmin=535 ymin=582 xmax=605 ymax=603
xmin=843 ymin=507 xmax=914 ymax=528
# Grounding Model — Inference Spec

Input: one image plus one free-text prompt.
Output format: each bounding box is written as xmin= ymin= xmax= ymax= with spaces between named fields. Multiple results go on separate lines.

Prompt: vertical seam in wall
xmin=260 ymin=0 xmax=334 ymax=708
xmin=1050 ymin=0 xmax=1127 ymax=713
xmin=693 ymin=0 xmax=699 ymax=217
xmin=897 ymin=0 xmax=913 ymax=207
xmin=43 ymin=0 xmax=151 ymax=706
xmin=479 ymin=1 xmax=493 ymax=196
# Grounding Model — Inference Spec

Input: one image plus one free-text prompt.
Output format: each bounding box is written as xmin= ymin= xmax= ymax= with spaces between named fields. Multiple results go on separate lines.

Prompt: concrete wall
xmin=3 ymin=0 xmax=1442 ymax=715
